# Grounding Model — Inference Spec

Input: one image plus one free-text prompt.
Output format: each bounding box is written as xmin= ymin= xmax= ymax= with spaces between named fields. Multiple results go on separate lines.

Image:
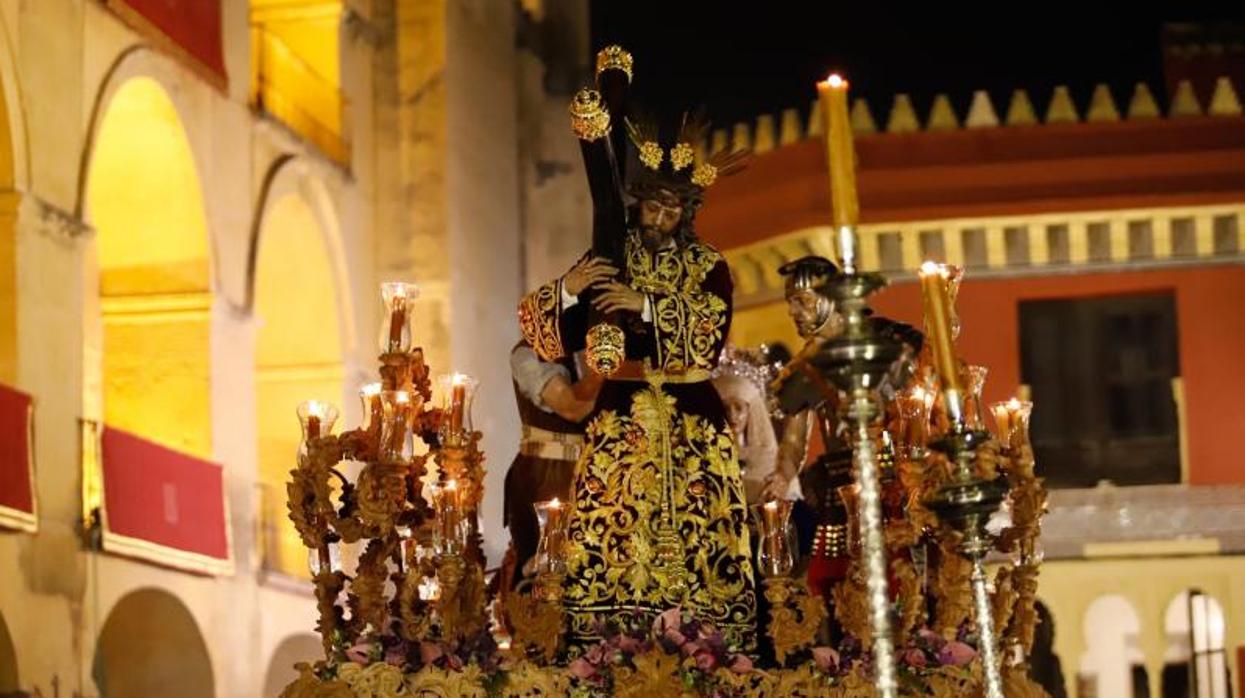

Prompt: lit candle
xmin=817 ymin=74 xmax=860 ymax=270
xmin=762 ymin=500 xmax=780 ymax=570
xmin=360 ymin=382 xmax=382 ymax=431
xmin=990 ymin=401 xmax=1012 ymax=442
xmin=306 ymin=400 xmax=323 ymax=439
xmin=918 ymin=262 xmax=964 ymax=401
xmin=545 ymin=497 xmax=564 ymax=555
xmin=449 ymin=373 xmax=467 ymax=435
xmin=387 ymin=285 xmax=408 ymax=353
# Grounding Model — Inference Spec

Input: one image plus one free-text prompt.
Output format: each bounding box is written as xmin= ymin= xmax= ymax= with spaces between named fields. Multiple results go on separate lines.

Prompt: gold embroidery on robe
xmin=563 ymin=381 xmax=756 ymax=650
xmin=626 ymin=237 xmax=729 ymax=372
xmin=518 ymin=280 xmax=564 ymax=362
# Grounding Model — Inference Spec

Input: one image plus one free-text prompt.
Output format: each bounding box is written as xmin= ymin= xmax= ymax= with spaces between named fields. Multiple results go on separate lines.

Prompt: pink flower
xmin=938 ymin=641 xmax=976 ymax=667
xmin=617 ymin=635 xmax=644 ymax=654
xmin=584 ymin=644 xmax=608 ymax=665
xmin=812 ymin=646 xmax=840 ymax=673
xmin=656 ymin=607 xmax=682 ymax=634
xmin=902 ymin=648 xmax=927 ymax=668
xmin=384 ymin=646 xmax=406 ymax=667
xmin=694 ymin=648 xmax=718 ymax=671
xmin=345 ymin=641 xmax=374 ymax=665
xmin=728 ymin=654 xmax=754 ymax=673
xmin=419 ymin=641 xmax=443 ymax=665
xmin=569 ymin=658 xmax=597 ymax=679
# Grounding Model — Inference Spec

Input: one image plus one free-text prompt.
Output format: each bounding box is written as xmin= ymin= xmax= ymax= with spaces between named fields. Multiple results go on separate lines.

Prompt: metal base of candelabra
xmin=806 ymin=270 xmax=903 ymax=698
xmin=927 ymin=428 xmax=1008 ymax=698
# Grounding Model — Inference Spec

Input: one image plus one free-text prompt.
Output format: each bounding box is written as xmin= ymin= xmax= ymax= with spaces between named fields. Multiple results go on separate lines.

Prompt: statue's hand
xmin=563 ymin=256 xmax=618 ymax=296
xmin=592 ymin=281 xmax=644 ymax=314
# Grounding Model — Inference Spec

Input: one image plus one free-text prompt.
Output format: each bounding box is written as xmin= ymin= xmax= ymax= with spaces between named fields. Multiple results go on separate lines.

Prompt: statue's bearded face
xmin=637 ymin=192 xmax=683 ymax=250
xmin=785 ymin=288 xmax=836 ymax=338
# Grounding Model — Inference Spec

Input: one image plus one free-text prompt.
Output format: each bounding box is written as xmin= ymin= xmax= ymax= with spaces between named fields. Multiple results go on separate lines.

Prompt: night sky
xmin=589 ymin=5 xmax=1245 ymax=128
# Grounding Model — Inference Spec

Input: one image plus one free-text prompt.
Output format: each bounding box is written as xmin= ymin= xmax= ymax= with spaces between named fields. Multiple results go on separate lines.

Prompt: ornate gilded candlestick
xmin=808 ymin=72 xmax=903 ymax=697
xmin=919 ymin=263 xmax=1007 ymax=698
xmin=813 ymin=271 xmax=903 ymax=695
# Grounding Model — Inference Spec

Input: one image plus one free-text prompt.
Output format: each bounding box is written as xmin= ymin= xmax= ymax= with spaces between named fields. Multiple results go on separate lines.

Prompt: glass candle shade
xmin=941 ymin=264 xmax=964 ymax=340
xmin=379 ymin=390 xmax=414 ymax=462
xmin=754 ymin=499 xmax=795 ymax=578
xmin=307 ymin=542 xmax=341 ymax=576
xmin=378 ymin=281 xmax=418 ymax=354
xmin=896 ymin=384 xmax=935 ymax=457
xmin=437 ymin=373 xmax=479 ymax=446
xmin=359 ymin=382 xmax=382 ymax=432
xmin=533 ymin=498 xmax=569 ymax=601
xmin=297 ymin=400 xmax=339 ymax=462
xmin=962 ymin=364 xmax=989 ymax=431
xmin=430 ymin=481 xmax=464 ymax=556
xmin=990 ymin=398 xmax=1034 ymax=450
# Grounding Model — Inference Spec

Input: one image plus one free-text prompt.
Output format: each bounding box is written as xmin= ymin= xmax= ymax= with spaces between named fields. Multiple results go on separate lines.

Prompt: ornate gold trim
xmin=595 ymin=45 xmax=633 ymax=82
xmin=691 ymin=162 xmax=718 ymax=188
xmin=670 ymin=142 xmax=695 ymax=171
xmin=569 ymin=89 xmax=611 ymax=142
xmin=638 ymin=141 xmax=663 ymax=170
xmin=585 ymin=322 xmax=625 ymax=376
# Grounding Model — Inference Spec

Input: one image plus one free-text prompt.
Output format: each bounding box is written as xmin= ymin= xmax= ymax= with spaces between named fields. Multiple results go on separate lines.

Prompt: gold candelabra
xmin=286 ymin=281 xmax=489 ymax=663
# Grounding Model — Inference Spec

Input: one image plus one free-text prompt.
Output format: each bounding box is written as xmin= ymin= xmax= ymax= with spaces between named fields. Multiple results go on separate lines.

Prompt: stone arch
xmin=249 ymin=156 xmax=352 ymax=576
xmin=1162 ymin=589 xmax=1229 ymax=697
xmin=83 ymin=74 xmax=214 ymax=457
xmin=0 ymin=10 xmax=30 ymax=193
xmin=1079 ymin=594 xmax=1145 ymax=698
xmin=91 ymin=587 xmax=214 ymax=698
xmin=262 ymin=633 xmax=321 ymax=697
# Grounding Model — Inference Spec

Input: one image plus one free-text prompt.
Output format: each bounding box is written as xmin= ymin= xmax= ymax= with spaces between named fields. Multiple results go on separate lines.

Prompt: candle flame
xmin=361 ymin=382 xmax=382 ymax=397
xmin=919 ymin=260 xmax=941 ymax=276
xmin=549 ymin=497 xmax=561 ymax=509
xmin=825 ymin=73 xmax=846 ymax=89
xmin=451 ymin=372 xmax=469 ymax=386
xmin=763 ymin=500 xmax=779 ymax=511
xmin=395 ymin=391 xmax=410 ymax=404
xmin=306 ymin=400 xmax=325 ymax=418
xmin=1007 ymin=397 xmax=1022 ymax=410
xmin=445 ymin=479 xmax=458 ymax=491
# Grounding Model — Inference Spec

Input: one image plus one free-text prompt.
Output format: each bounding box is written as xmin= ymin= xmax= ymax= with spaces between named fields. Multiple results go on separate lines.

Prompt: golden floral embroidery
xmin=517 ymin=280 xmax=564 ymax=361
xmin=625 ymin=236 xmax=729 ymax=372
xmin=562 ymin=385 xmax=756 ymax=651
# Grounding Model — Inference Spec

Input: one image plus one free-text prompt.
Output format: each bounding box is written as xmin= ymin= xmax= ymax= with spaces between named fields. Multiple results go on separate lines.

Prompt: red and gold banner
xmin=0 ymin=383 xmax=36 ymax=532
xmin=104 ymin=0 xmax=227 ymax=89
xmin=100 ymin=427 xmax=233 ymax=575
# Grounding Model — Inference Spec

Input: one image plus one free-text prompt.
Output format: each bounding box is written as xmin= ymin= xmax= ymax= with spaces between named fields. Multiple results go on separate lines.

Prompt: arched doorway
xmin=1163 ymin=589 xmax=1230 ymax=698
xmin=0 ymin=610 xmax=18 ymax=693
xmin=92 ymin=588 xmax=213 ymax=698
xmin=262 ymin=633 xmax=321 ymax=696
xmin=85 ymin=76 xmax=213 ymax=457
xmin=1079 ymin=594 xmax=1146 ymax=697
xmin=253 ymin=191 xmax=345 ymax=577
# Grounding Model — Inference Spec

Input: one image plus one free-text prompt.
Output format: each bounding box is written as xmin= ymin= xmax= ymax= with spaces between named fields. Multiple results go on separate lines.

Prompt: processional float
xmin=279 ymin=48 xmax=1052 ymax=698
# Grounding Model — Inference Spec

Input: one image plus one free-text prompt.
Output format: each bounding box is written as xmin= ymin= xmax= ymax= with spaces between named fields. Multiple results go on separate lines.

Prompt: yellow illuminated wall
xmin=88 ymin=77 xmax=213 ymax=458
xmin=250 ymin=1 xmax=345 ymax=162
xmin=0 ymin=74 xmax=15 ymax=386
xmin=254 ymin=193 xmax=343 ymax=577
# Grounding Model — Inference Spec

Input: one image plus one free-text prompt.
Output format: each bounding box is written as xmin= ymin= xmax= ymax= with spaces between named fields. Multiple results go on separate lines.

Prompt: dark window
xmin=1019 ymin=291 xmax=1180 ymax=487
